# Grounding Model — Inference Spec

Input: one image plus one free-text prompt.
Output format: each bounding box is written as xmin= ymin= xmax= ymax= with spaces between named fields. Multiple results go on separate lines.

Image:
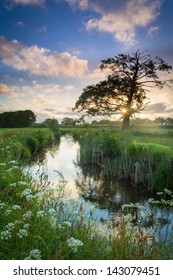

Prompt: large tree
xmin=73 ymin=50 xmax=172 ymax=130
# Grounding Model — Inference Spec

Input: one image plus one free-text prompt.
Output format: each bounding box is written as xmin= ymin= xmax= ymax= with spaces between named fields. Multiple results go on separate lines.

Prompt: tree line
xmin=0 ymin=110 xmax=36 ymax=128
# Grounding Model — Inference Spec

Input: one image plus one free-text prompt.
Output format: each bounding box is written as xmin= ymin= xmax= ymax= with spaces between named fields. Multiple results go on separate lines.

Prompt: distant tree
xmin=42 ymin=118 xmax=59 ymax=129
xmin=0 ymin=110 xmax=36 ymax=128
xmin=74 ymin=116 xmax=85 ymax=126
xmin=61 ymin=117 xmax=75 ymax=126
xmin=165 ymin=117 xmax=173 ymax=126
xmin=154 ymin=117 xmax=165 ymax=125
xmin=73 ymin=50 xmax=172 ymax=130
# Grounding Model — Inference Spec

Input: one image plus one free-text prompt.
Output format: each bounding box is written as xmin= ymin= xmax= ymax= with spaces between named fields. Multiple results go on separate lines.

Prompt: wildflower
xmin=6 ymin=223 xmax=15 ymax=230
xmin=9 ymin=160 xmax=18 ymax=165
xmin=164 ymin=189 xmax=172 ymax=195
xmin=25 ymin=194 xmax=35 ymax=201
xmin=105 ymin=246 xmax=112 ymax=254
xmin=0 ymin=163 xmax=6 ymax=167
xmin=0 ymin=202 xmax=6 ymax=209
xmin=12 ymin=205 xmax=21 ymax=210
xmin=24 ymin=249 xmax=42 ymax=260
xmin=7 ymin=166 xmax=20 ymax=172
xmin=17 ymin=228 xmax=28 ymax=238
xmin=67 ymin=237 xmax=83 ymax=253
xmin=88 ymin=232 xmax=95 ymax=240
xmin=23 ymin=224 xmax=30 ymax=229
xmin=9 ymin=183 xmax=17 ymax=188
xmin=49 ymin=217 xmax=57 ymax=229
xmin=0 ymin=230 xmax=12 ymax=240
xmin=47 ymin=208 xmax=56 ymax=216
xmin=36 ymin=210 xmax=46 ymax=218
xmin=4 ymin=209 xmax=12 ymax=216
xmin=23 ymin=211 xmax=32 ymax=220
xmin=62 ymin=221 xmax=72 ymax=228
xmin=20 ymin=189 xmax=32 ymax=198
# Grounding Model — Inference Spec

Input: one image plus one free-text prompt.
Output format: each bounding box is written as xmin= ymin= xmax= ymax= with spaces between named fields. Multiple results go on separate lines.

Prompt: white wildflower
xmin=0 ymin=230 xmax=12 ymax=240
xmin=36 ymin=210 xmax=46 ymax=218
xmin=6 ymin=223 xmax=15 ymax=230
xmin=9 ymin=160 xmax=18 ymax=165
xmin=0 ymin=163 xmax=6 ymax=167
xmin=23 ymin=224 xmax=30 ymax=229
xmin=9 ymin=183 xmax=17 ymax=188
xmin=4 ymin=209 xmax=12 ymax=216
xmin=105 ymin=246 xmax=112 ymax=254
xmin=67 ymin=237 xmax=83 ymax=253
xmin=20 ymin=189 xmax=32 ymax=198
xmin=12 ymin=205 xmax=21 ymax=210
xmin=24 ymin=249 xmax=42 ymax=260
xmin=23 ymin=211 xmax=32 ymax=220
xmin=25 ymin=194 xmax=35 ymax=201
xmin=47 ymin=208 xmax=56 ymax=216
xmin=17 ymin=228 xmax=28 ymax=238
xmin=62 ymin=221 xmax=72 ymax=228
xmin=0 ymin=202 xmax=6 ymax=209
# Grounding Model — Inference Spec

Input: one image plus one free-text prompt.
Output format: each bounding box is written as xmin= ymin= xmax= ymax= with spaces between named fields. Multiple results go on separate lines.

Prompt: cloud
xmin=64 ymin=0 xmax=88 ymax=10
xmin=6 ymin=0 xmax=45 ymax=7
xmin=0 ymin=36 xmax=88 ymax=77
xmin=0 ymin=103 xmax=7 ymax=109
xmin=64 ymin=85 xmax=75 ymax=91
xmin=145 ymin=102 xmax=167 ymax=114
xmin=148 ymin=26 xmax=159 ymax=36
xmin=85 ymin=0 xmax=161 ymax=46
xmin=16 ymin=21 xmax=24 ymax=27
xmin=35 ymin=25 xmax=47 ymax=33
xmin=0 ymin=83 xmax=18 ymax=94
xmin=61 ymin=0 xmax=161 ymax=47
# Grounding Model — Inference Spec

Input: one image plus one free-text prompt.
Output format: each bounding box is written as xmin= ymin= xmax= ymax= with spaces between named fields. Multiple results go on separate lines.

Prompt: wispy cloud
xmin=0 ymin=36 xmax=88 ymax=77
xmin=0 ymin=103 xmax=7 ymax=109
xmin=148 ymin=26 xmax=159 ymax=36
xmin=6 ymin=0 xmax=45 ymax=8
xmin=0 ymin=83 xmax=18 ymax=95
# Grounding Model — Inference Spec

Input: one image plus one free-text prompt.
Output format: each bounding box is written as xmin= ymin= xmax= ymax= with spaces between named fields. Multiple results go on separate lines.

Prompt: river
xmin=26 ymin=134 xmax=173 ymax=242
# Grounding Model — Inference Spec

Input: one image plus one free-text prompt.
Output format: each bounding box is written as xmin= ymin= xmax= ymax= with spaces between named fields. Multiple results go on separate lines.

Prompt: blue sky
xmin=0 ymin=0 xmax=173 ymax=122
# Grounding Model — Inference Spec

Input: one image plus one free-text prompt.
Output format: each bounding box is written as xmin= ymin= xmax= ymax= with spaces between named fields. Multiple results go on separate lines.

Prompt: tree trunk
xmin=122 ymin=115 xmax=130 ymax=130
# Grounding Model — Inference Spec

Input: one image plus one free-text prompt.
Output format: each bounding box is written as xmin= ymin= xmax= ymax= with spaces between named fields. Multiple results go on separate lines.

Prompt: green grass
xmin=77 ymin=126 xmax=173 ymax=192
xmin=0 ymin=127 xmax=172 ymax=259
xmin=0 ymin=128 xmax=56 ymax=160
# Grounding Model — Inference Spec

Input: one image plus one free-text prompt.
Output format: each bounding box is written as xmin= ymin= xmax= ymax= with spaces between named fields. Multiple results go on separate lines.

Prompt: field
xmin=0 ymin=126 xmax=173 ymax=259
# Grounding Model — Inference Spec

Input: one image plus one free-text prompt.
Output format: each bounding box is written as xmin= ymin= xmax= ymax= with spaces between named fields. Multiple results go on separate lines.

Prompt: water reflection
xmin=26 ymin=134 xmax=173 ymax=242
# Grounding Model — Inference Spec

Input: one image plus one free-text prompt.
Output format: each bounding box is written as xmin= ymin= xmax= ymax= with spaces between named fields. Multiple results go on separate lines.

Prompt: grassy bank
xmin=0 ymin=128 xmax=56 ymax=160
xmin=0 ymin=127 xmax=172 ymax=259
xmin=78 ymin=127 xmax=173 ymax=192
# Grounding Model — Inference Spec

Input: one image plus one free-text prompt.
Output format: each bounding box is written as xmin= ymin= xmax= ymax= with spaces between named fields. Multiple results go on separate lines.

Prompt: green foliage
xmin=78 ymin=127 xmax=173 ymax=192
xmin=0 ymin=110 xmax=36 ymax=128
xmin=26 ymin=136 xmax=39 ymax=154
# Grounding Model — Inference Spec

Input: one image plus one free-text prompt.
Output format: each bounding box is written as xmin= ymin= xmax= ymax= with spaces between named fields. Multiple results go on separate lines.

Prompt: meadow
xmin=0 ymin=126 xmax=173 ymax=259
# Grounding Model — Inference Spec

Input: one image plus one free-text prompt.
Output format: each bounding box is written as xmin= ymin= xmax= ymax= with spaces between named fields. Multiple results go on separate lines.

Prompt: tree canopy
xmin=73 ymin=50 xmax=172 ymax=130
xmin=0 ymin=110 xmax=36 ymax=128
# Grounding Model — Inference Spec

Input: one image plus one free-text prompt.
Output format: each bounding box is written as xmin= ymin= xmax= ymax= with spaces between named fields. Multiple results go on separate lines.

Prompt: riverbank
xmin=0 ymin=128 xmax=172 ymax=259
xmin=77 ymin=127 xmax=173 ymax=193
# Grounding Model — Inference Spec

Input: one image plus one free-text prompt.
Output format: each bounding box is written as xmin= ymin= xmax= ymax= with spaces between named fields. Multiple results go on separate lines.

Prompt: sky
xmin=0 ymin=0 xmax=173 ymax=123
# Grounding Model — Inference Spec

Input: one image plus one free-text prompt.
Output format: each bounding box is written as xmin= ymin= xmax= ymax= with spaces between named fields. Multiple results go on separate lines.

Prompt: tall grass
xmin=78 ymin=129 xmax=173 ymax=192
